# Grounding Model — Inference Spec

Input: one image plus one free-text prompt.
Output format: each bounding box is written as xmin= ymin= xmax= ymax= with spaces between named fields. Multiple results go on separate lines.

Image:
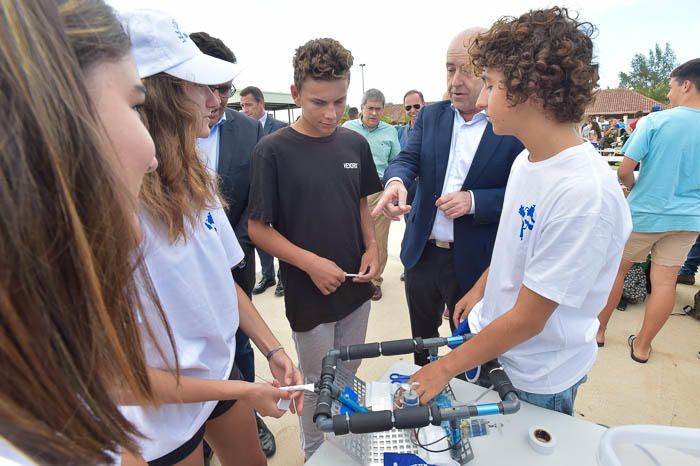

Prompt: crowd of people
xmin=1 ymin=1 xmax=699 ymax=466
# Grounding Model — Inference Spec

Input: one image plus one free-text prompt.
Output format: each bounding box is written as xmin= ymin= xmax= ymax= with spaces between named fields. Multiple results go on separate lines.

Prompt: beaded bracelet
xmin=265 ymin=345 xmax=285 ymax=361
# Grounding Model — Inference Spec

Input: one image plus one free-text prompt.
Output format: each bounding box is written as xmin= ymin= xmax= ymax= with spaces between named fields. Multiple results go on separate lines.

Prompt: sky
xmin=109 ymin=0 xmax=699 ymax=109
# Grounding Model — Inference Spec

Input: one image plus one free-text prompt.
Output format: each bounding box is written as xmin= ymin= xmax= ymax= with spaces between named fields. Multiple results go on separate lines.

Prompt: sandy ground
xmin=214 ymin=220 xmax=700 ymax=466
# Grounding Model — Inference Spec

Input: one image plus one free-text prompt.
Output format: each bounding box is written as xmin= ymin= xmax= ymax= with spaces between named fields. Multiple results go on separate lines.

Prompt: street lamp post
xmin=359 ymin=63 xmax=366 ymax=94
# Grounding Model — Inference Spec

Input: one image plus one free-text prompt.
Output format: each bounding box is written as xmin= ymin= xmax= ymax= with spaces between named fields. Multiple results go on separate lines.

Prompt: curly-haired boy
xmin=412 ymin=7 xmax=632 ymax=415
xmin=247 ymin=38 xmax=382 ymax=457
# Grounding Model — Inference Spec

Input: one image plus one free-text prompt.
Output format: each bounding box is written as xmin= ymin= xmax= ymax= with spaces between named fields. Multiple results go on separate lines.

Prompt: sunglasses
xmin=405 ymin=104 xmax=422 ymax=111
xmin=209 ymin=83 xmax=237 ymax=98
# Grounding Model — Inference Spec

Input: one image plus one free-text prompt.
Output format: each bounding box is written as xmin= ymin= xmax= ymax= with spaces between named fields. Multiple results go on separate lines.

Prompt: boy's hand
xmin=304 ymin=255 xmax=345 ymax=295
xmin=371 ymin=181 xmax=411 ymax=221
xmin=435 ymin=191 xmax=471 ymax=219
xmin=410 ymin=360 xmax=453 ymax=404
xmin=453 ymin=293 xmax=478 ymax=328
xmin=353 ymin=244 xmax=379 ymax=283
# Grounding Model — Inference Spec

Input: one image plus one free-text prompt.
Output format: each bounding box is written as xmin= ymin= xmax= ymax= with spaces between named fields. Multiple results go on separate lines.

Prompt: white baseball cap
xmin=119 ymin=9 xmax=242 ymax=85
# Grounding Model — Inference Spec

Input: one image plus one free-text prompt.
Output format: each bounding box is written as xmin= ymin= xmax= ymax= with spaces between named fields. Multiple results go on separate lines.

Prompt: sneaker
xmin=257 ymin=415 xmax=276 ymax=458
xmin=677 ymin=274 xmax=695 ymax=285
xmin=274 ymin=281 xmax=284 ymax=297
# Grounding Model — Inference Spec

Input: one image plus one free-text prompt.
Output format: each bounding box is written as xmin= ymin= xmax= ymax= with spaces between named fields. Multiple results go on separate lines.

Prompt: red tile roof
xmin=586 ymin=88 xmax=667 ymax=116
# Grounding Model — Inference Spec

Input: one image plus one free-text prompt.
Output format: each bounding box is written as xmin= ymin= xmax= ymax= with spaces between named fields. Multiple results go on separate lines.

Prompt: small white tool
xmin=280 ymin=383 xmax=316 ymax=392
xmin=345 ymin=273 xmax=359 ymax=278
xmin=276 ymin=398 xmax=291 ymax=410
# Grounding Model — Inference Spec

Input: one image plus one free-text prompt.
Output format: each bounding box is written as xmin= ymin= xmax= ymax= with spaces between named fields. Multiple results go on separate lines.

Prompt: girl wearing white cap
xmin=118 ymin=9 xmax=303 ymax=466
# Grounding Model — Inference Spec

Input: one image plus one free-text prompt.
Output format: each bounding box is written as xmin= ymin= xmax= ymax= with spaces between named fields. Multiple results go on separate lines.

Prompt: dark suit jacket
xmin=262 ymin=114 xmax=288 ymax=136
xmin=384 ymin=100 xmax=524 ymax=294
xmin=218 ymin=109 xmax=263 ymax=252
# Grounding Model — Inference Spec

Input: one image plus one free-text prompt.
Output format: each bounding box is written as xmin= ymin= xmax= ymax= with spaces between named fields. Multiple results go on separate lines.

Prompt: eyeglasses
xmin=405 ymin=104 xmax=422 ymax=111
xmin=209 ymin=83 xmax=236 ymax=98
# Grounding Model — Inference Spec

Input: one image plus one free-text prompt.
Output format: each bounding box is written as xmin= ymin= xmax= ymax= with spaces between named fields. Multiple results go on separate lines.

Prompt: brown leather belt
xmin=428 ymin=239 xmax=453 ymax=249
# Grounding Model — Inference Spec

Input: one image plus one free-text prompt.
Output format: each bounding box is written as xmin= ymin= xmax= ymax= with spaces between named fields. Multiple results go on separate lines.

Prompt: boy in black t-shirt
xmin=248 ymin=38 xmax=381 ymax=458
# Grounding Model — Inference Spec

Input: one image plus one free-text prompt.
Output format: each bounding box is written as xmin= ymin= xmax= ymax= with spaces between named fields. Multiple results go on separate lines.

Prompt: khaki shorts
xmin=623 ymin=231 xmax=699 ymax=267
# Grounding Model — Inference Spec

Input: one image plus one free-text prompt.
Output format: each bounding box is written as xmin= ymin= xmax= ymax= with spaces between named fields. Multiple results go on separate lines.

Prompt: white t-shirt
xmin=468 ymin=142 xmax=632 ymax=394
xmin=120 ymin=206 xmax=243 ymax=461
xmin=0 ymin=438 xmax=35 ymax=466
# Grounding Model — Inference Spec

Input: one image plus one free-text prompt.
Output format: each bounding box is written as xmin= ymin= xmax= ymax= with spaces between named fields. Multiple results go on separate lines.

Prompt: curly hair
xmin=293 ymin=38 xmax=353 ymax=91
xmin=470 ymin=7 xmax=599 ymax=123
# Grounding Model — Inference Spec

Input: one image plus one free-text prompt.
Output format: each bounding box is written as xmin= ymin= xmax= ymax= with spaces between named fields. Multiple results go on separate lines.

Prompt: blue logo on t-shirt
xmin=518 ymin=204 xmax=536 ymax=240
xmin=204 ymin=212 xmax=217 ymax=231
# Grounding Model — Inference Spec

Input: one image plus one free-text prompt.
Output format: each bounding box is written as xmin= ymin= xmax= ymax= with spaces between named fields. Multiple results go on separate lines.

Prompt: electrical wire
xmin=410 ymin=427 xmax=452 ymax=453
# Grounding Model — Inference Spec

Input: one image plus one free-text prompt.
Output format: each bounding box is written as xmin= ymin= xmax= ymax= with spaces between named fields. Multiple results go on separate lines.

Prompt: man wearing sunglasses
xmin=191 ymin=32 xmax=278 ymax=459
xmin=396 ymin=89 xmax=425 ymax=149
xmin=343 ymin=88 xmax=401 ymax=300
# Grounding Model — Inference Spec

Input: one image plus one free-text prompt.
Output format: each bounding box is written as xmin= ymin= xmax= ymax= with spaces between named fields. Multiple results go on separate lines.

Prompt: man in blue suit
xmin=240 ymin=86 xmax=289 ymax=297
xmin=373 ymin=28 xmax=524 ymax=366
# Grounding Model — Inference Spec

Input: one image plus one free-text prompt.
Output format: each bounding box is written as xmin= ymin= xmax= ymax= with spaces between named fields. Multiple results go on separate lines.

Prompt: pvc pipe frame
xmin=313 ymin=336 xmax=520 ymax=434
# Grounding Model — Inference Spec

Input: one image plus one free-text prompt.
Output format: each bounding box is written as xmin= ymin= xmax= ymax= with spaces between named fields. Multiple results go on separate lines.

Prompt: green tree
xmin=619 ymin=43 xmax=678 ymax=104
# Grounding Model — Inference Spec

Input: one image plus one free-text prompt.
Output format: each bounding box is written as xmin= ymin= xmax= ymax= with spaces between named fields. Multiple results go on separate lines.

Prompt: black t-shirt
xmin=248 ymin=126 xmax=382 ymax=332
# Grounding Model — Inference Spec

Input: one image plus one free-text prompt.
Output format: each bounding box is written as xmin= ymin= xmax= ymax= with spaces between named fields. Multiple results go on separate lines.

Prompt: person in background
xmin=343 ymin=88 xmax=401 ymax=300
xmin=396 ymin=90 xmax=425 ymax=149
xmin=348 ymin=106 xmax=359 ymax=120
xmin=597 ymin=58 xmax=700 ymax=362
xmin=396 ymin=89 xmax=426 ymax=281
xmin=677 ymin=235 xmax=700 ymax=285
xmin=240 ymin=85 xmax=288 ymax=298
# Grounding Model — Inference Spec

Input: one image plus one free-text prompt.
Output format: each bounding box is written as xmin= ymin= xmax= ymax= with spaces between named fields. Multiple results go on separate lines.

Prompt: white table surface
xmin=307 ymin=361 xmax=606 ymax=466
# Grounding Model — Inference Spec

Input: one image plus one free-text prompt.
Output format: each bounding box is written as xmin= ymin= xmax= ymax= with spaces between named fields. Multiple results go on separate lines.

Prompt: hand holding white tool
xmin=277 ymin=384 xmax=315 ymax=410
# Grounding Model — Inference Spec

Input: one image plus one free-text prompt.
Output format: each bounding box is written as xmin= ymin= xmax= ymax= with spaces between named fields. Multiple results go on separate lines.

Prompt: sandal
xmin=628 ymin=334 xmax=650 ymax=364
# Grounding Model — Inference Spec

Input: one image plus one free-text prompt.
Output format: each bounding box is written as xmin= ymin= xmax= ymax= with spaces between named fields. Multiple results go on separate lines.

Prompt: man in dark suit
xmin=191 ymin=33 xmax=276 ymax=459
xmin=372 ymin=28 xmax=524 ymax=366
xmin=239 ymin=85 xmax=288 ymax=297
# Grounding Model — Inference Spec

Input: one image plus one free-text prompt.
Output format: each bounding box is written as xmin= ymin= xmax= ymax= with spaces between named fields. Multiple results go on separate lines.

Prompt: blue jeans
xmin=513 ymin=375 xmax=587 ymax=416
xmin=679 ymin=235 xmax=700 ymax=276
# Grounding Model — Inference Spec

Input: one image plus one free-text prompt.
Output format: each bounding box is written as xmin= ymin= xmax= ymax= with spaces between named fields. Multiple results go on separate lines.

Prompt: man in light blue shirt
xmin=343 ymin=89 xmax=401 ymax=300
xmin=597 ymin=58 xmax=700 ymax=363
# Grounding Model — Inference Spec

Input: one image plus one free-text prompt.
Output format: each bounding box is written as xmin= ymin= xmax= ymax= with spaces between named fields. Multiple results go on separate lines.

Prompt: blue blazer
xmin=384 ymin=100 xmax=524 ymax=294
xmin=263 ymin=114 xmax=288 ymax=136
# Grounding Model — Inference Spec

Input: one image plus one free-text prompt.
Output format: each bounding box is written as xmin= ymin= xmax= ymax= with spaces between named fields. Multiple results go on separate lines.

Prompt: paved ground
xmin=215 ymin=220 xmax=700 ymax=466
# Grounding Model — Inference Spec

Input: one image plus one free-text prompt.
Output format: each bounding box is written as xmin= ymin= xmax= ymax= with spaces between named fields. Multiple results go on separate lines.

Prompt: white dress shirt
xmin=259 ymin=113 xmax=267 ymax=129
xmin=196 ymin=112 xmax=227 ymax=173
xmin=429 ymin=108 xmax=488 ymax=242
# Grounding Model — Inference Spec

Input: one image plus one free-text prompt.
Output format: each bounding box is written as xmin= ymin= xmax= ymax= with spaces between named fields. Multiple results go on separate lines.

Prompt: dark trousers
xmin=257 ymin=248 xmax=276 ymax=280
xmin=232 ymin=245 xmax=255 ymax=383
xmin=680 ymin=234 xmax=700 ymax=276
xmin=405 ymin=243 xmax=462 ymax=366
